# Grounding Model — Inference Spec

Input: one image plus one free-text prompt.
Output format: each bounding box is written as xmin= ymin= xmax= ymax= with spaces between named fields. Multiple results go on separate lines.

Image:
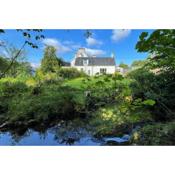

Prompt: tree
xmin=0 ymin=29 xmax=44 ymax=78
xmin=0 ymin=29 xmax=44 ymax=48
xmin=0 ymin=56 xmax=32 ymax=78
xmin=18 ymin=62 xmax=33 ymax=77
xmin=136 ymin=29 xmax=175 ymax=72
xmin=41 ymin=46 xmax=62 ymax=73
xmin=0 ymin=29 xmax=92 ymax=79
xmin=131 ymin=60 xmax=146 ymax=69
xmin=0 ymin=44 xmax=33 ymax=77
xmin=119 ymin=62 xmax=129 ymax=69
xmin=134 ymin=29 xmax=175 ymax=120
xmin=1 ymin=45 xmax=26 ymax=76
xmin=0 ymin=56 xmax=8 ymax=75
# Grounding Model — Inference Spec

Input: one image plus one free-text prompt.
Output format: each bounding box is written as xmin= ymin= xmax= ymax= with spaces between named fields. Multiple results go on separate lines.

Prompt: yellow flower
xmin=125 ymin=96 xmax=132 ymax=102
xmin=133 ymin=132 xmax=140 ymax=141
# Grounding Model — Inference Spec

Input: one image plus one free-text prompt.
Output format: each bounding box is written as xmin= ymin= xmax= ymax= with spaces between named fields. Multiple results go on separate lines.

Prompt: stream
xmin=0 ymin=119 xmax=131 ymax=146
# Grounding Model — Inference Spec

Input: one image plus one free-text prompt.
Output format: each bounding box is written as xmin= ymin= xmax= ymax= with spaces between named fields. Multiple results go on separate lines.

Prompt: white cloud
xmin=63 ymin=40 xmax=81 ymax=49
xmin=111 ymin=29 xmax=131 ymax=42
xmin=42 ymin=38 xmax=71 ymax=53
xmin=42 ymin=38 xmax=82 ymax=54
xmin=63 ymin=40 xmax=74 ymax=45
xmin=70 ymin=44 xmax=81 ymax=49
xmin=42 ymin=38 xmax=105 ymax=57
xmin=86 ymin=37 xmax=103 ymax=46
xmin=31 ymin=63 xmax=40 ymax=69
xmin=85 ymin=48 xmax=106 ymax=56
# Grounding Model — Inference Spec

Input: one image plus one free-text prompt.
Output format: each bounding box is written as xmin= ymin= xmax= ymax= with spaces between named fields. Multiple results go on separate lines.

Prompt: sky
xmin=0 ymin=29 xmax=154 ymax=68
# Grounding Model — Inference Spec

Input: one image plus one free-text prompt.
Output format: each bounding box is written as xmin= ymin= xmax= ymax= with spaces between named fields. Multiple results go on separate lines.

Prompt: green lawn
xmin=63 ymin=77 xmax=86 ymax=90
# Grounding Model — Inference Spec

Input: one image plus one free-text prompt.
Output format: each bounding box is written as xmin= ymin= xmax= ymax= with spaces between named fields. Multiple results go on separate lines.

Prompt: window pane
xmin=100 ymin=68 xmax=106 ymax=74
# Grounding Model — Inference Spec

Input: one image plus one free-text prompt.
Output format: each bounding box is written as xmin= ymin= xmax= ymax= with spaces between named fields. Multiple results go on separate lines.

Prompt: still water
xmin=0 ymin=119 xmax=130 ymax=146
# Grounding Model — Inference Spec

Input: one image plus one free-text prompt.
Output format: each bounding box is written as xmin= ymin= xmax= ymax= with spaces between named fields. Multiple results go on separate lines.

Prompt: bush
xmin=0 ymin=78 xmax=28 ymax=96
xmin=0 ymin=78 xmax=28 ymax=113
xmin=83 ymin=75 xmax=132 ymax=110
xmin=131 ymin=122 xmax=175 ymax=145
xmin=35 ymin=69 xmax=64 ymax=85
xmin=128 ymin=68 xmax=175 ymax=121
xmin=90 ymin=99 xmax=153 ymax=138
xmin=58 ymin=67 xmax=87 ymax=79
xmin=90 ymin=105 xmax=128 ymax=137
xmin=7 ymin=85 xmax=86 ymax=125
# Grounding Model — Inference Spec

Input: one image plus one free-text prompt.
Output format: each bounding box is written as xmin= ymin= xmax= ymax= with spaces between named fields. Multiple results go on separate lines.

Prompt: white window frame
xmin=100 ymin=68 xmax=107 ymax=74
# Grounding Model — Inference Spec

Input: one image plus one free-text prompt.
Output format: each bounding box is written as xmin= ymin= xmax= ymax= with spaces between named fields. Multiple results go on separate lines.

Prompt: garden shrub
xmin=131 ymin=122 xmax=175 ymax=145
xmin=128 ymin=68 xmax=175 ymax=121
xmin=0 ymin=78 xmax=28 ymax=114
xmin=7 ymin=85 xmax=86 ymax=125
xmin=58 ymin=67 xmax=87 ymax=79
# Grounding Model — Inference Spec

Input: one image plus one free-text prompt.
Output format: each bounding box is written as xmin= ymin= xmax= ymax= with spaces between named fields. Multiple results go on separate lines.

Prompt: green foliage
xmin=82 ymin=75 xmax=121 ymax=109
xmin=0 ymin=57 xmax=8 ymax=75
xmin=1 ymin=29 xmax=175 ymax=146
xmin=40 ymin=46 xmax=62 ymax=73
xmin=7 ymin=85 xmax=85 ymax=124
xmin=35 ymin=69 xmax=63 ymax=86
xmin=0 ymin=78 xmax=28 ymax=97
xmin=90 ymin=105 xmax=125 ymax=137
xmin=128 ymin=68 xmax=155 ymax=99
xmin=8 ymin=61 xmax=33 ymax=78
xmin=63 ymin=77 xmax=85 ymax=90
xmin=132 ymin=30 xmax=175 ymax=120
xmin=131 ymin=60 xmax=146 ymax=69
xmin=90 ymin=100 xmax=153 ymax=138
xmin=0 ymin=45 xmax=33 ymax=78
xmin=128 ymin=67 xmax=175 ymax=120
xmin=142 ymin=99 xmax=155 ymax=106
xmin=131 ymin=122 xmax=175 ymax=145
xmin=119 ymin=62 xmax=129 ymax=69
xmin=58 ymin=67 xmax=87 ymax=79
xmin=136 ymin=29 xmax=175 ymax=72
xmin=0 ymin=78 xmax=28 ymax=114
xmin=112 ymin=72 xmax=124 ymax=81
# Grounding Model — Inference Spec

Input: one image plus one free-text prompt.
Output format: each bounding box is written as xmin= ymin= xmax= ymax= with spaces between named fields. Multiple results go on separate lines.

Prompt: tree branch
xmin=0 ymin=41 xmax=27 ymax=79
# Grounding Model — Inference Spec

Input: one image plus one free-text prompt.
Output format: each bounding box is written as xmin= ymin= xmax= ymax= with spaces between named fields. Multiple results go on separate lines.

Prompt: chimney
xmin=76 ymin=48 xmax=87 ymax=57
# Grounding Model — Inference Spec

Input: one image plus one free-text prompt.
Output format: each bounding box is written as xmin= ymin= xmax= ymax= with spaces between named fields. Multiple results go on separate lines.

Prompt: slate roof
xmin=74 ymin=57 xmax=116 ymax=66
xmin=62 ymin=61 xmax=71 ymax=66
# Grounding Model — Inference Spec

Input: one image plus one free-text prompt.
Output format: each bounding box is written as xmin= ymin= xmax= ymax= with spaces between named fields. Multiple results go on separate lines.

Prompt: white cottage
xmin=71 ymin=48 xmax=116 ymax=76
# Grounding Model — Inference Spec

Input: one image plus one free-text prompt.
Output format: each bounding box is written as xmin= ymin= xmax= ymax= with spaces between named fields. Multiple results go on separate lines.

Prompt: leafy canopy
xmin=136 ymin=29 xmax=175 ymax=72
xmin=119 ymin=62 xmax=129 ymax=69
xmin=41 ymin=46 xmax=62 ymax=73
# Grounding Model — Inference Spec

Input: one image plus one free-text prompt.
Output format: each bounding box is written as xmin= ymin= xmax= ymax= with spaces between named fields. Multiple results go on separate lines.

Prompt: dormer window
xmin=83 ymin=59 xmax=89 ymax=66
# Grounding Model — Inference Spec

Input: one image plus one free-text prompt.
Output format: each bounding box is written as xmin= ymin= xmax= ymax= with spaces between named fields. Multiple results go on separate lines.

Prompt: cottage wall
xmin=74 ymin=66 xmax=116 ymax=76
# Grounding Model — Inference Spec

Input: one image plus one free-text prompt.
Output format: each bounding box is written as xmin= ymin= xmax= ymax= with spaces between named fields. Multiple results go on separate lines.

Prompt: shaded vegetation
xmin=130 ymin=122 xmax=175 ymax=145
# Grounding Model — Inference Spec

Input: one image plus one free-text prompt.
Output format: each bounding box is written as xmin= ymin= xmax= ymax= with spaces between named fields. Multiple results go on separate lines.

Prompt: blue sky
xmin=0 ymin=29 xmax=154 ymax=67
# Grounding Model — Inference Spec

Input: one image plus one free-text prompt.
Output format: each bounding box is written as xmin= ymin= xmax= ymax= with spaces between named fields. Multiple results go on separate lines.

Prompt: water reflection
xmin=0 ymin=118 xmax=102 ymax=146
xmin=0 ymin=118 xmax=131 ymax=146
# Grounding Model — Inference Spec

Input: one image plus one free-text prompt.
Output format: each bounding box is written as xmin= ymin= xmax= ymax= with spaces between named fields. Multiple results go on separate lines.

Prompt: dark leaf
xmin=0 ymin=29 xmax=5 ymax=33
xmin=23 ymin=32 xmax=28 ymax=37
xmin=35 ymin=36 xmax=40 ymax=40
xmin=40 ymin=35 xmax=45 ymax=39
